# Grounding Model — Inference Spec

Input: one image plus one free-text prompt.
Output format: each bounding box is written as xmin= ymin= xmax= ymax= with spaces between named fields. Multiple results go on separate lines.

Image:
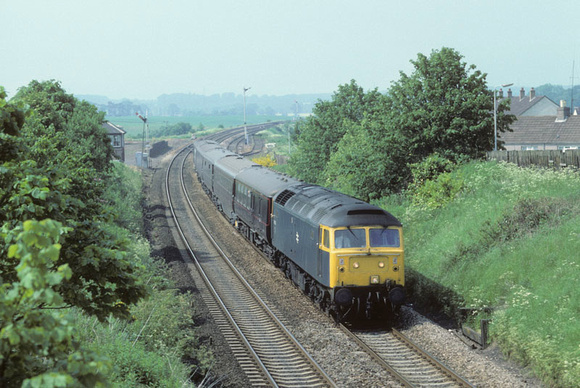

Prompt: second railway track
xmin=340 ymin=325 xmax=474 ymax=387
xmin=165 ymin=145 xmax=335 ymax=387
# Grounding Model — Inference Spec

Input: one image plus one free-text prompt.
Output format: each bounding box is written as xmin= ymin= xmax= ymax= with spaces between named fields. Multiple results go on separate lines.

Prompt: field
xmin=106 ymin=114 xmax=286 ymax=139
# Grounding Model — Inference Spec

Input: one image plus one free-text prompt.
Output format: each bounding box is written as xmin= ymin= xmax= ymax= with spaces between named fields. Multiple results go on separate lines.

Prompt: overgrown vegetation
xmin=251 ymin=154 xmax=277 ymax=167
xmin=1 ymin=82 xmax=210 ymax=386
xmin=397 ymin=161 xmax=580 ymax=387
xmin=152 ymin=121 xmax=194 ymax=138
xmin=288 ymin=47 xmax=515 ymax=201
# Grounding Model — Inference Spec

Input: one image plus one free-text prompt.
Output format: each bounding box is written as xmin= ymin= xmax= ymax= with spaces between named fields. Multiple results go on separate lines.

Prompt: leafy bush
xmin=97 ymin=337 xmax=191 ymax=387
xmin=1 ymin=84 xmax=212 ymax=385
xmin=411 ymin=171 xmax=465 ymax=210
xmin=407 ymin=154 xmax=464 ymax=210
xmin=152 ymin=122 xmax=193 ymax=137
xmin=0 ymin=220 xmax=111 ymax=387
xmin=252 ymin=154 xmax=277 ymax=167
xmin=104 ymin=163 xmax=144 ymax=234
xmin=408 ymin=153 xmax=456 ymax=192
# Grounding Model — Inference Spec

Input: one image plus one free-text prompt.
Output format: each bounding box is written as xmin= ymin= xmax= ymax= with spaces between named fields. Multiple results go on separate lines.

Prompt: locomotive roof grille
xmin=347 ymin=209 xmax=386 ymax=216
xmin=275 ymin=189 xmax=296 ymax=206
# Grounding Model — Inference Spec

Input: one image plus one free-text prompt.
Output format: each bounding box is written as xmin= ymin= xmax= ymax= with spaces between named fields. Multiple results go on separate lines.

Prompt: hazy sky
xmin=2 ymin=0 xmax=579 ymax=100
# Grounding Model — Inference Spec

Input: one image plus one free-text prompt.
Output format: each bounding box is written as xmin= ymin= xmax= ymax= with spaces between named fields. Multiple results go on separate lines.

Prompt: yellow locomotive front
xmin=320 ymin=225 xmax=405 ymax=319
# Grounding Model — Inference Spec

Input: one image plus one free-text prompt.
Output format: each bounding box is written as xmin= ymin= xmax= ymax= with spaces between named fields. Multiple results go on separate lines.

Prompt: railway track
xmin=206 ymin=121 xmax=286 ymax=146
xmin=339 ymin=325 xmax=474 ymax=387
xmin=165 ymin=145 xmax=335 ymax=387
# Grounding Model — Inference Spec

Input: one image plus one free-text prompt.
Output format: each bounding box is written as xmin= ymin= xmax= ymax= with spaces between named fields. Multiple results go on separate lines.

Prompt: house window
xmin=110 ymin=135 xmax=122 ymax=147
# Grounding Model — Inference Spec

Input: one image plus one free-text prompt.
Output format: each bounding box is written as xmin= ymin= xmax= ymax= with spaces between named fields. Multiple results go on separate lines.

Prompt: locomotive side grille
xmin=275 ymin=189 xmax=295 ymax=206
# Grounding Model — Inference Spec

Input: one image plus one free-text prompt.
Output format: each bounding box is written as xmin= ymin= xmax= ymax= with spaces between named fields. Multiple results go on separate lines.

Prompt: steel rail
xmin=392 ymin=328 xmax=474 ymax=388
xmin=178 ymin=148 xmax=336 ymax=388
xmin=338 ymin=324 xmax=474 ymax=388
xmin=166 ymin=146 xmax=277 ymax=387
xmin=167 ymin=145 xmax=336 ymax=387
xmin=337 ymin=324 xmax=414 ymax=387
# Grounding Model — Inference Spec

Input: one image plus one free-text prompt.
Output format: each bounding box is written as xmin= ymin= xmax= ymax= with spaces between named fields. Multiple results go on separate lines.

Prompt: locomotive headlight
xmin=378 ymin=261 xmax=385 ymax=268
xmin=370 ymin=275 xmax=380 ymax=284
xmin=353 ymin=262 xmax=360 ymax=269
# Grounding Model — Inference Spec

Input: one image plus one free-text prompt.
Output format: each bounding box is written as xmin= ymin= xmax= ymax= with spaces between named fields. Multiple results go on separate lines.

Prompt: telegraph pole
xmin=243 ymin=86 xmax=251 ymax=144
xmin=136 ymin=112 xmax=147 ymax=169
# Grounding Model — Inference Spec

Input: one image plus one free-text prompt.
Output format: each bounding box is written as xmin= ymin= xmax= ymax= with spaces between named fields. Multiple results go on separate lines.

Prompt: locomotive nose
xmin=389 ymin=286 xmax=405 ymax=306
xmin=335 ymin=288 xmax=354 ymax=306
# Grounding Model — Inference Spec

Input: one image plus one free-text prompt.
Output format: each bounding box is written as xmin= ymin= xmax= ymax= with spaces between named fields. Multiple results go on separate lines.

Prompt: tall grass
xmin=395 ymin=161 xmax=580 ymax=387
xmin=71 ymin=163 xmax=213 ymax=386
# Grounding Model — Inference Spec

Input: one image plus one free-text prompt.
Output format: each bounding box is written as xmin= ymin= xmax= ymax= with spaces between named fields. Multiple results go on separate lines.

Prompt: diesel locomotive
xmin=193 ymin=139 xmax=405 ymax=321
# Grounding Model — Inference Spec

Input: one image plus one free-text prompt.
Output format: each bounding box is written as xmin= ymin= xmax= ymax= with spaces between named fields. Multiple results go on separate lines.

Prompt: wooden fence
xmin=487 ymin=150 xmax=580 ymax=169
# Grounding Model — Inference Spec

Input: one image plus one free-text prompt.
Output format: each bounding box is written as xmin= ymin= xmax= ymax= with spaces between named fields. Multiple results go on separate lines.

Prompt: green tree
xmin=323 ymin=118 xmax=409 ymax=201
xmin=287 ymin=80 xmax=382 ymax=184
xmin=384 ymin=47 xmax=514 ymax=160
xmin=0 ymin=88 xmax=27 ymax=162
xmin=13 ymin=80 xmax=114 ymax=174
xmin=2 ymin=82 xmax=148 ymax=321
xmin=319 ymin=48 xmax=516 ymax=199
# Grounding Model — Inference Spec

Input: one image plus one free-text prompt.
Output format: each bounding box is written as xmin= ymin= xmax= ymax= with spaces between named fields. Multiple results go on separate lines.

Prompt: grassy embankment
xmin=71 ymin=163 xmax=213 ymax=387
xmin=375 ymin=161 xmax=580 ymax=387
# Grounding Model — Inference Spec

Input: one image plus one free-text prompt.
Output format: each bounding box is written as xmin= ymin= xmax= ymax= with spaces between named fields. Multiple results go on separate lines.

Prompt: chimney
xmin=507 ymin=88 xmax=513 ymax=98
xmin=498 ymin=88 xmax=504 ymax=98
xmin=556 ymin=100 xmax=571 ymax=122
xmin=519 ymin=87 xmax=525 ymax=100
xmin=529 ymin=87 xmax=535 ymax=101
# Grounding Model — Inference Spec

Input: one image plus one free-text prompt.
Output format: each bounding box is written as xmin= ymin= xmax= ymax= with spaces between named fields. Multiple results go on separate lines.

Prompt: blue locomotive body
xmin=193 ymin=139 xmax=405 ymax=320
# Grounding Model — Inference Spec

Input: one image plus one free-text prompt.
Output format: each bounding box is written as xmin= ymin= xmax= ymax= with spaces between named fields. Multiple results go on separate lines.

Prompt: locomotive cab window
xmin=334 ymin=228 xmax=366 ymax=249
xmin=320 ymin=228 xmax=330 ymax=249
xmin=369 ymin=228 xmax=400 ymax=248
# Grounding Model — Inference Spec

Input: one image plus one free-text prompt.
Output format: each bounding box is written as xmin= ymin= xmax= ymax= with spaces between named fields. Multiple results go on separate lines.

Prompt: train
xmin=192 ymin=139 xmax=405 ymax=321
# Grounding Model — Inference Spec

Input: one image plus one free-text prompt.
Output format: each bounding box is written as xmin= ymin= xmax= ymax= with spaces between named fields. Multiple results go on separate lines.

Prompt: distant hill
xmin=535 ymin=84 xmax=580 ymax=109
xmin=78 ymin=92 xmax=332 ymax=117
xmin=78 ymin=84 xmax=580 ymax=118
